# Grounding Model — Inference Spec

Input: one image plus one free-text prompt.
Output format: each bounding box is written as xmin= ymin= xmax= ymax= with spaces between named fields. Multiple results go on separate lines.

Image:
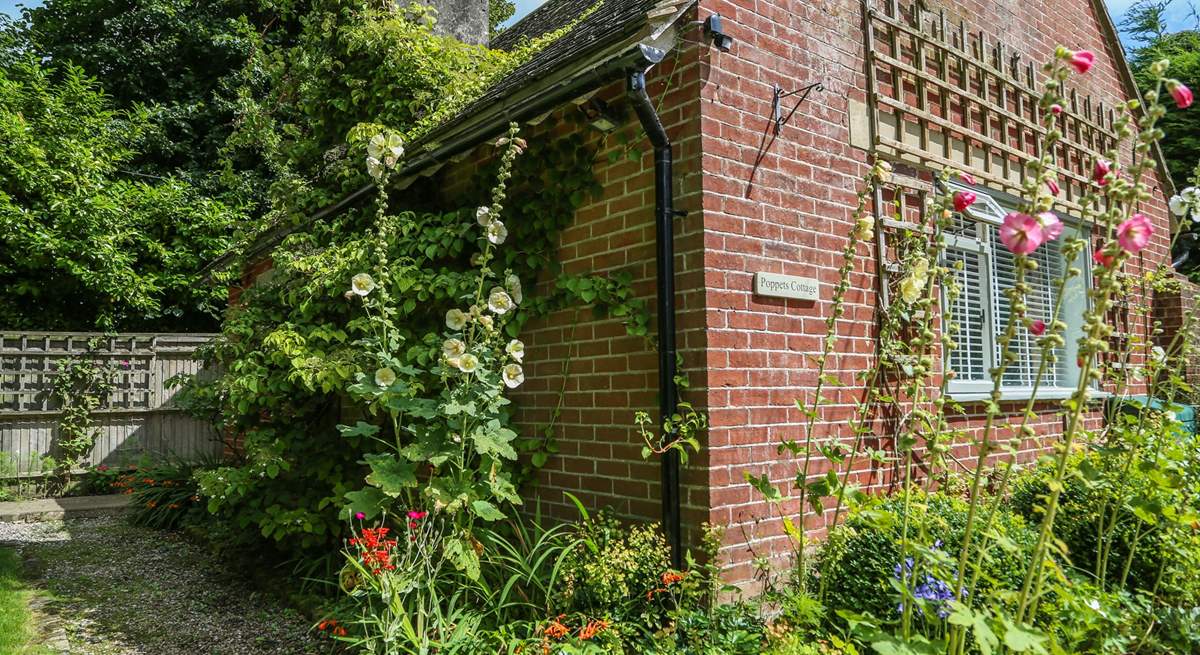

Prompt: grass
xmin=0 ymin=547 xmax=51 ymax=654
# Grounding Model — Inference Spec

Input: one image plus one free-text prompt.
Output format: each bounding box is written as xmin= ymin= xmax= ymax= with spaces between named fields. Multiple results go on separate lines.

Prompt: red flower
xmin=1169 ymin=81 xmax=1194 ymax=109
xmin=406 ymin=510 xmax=427 ymax=520
xmin=1050 ymin=104 xmax=1064 ymax=115
xmin=1029 ymin=320 xmax=1047 ymax=336
xmin=1094 ymin=248 xmax=1115 ymax=269
xmin=1094 ymin=159 xmax=1112 ymax=186
xmin=1068 ymin=50 xmax=1095 ymax=74
xmin=953 ymin=191 xmax=977 ymax=213
xmin=959 ymin=172 xmax=976 ymax=185
xmin=1046 ymin=178 xmax=1060 ymax=196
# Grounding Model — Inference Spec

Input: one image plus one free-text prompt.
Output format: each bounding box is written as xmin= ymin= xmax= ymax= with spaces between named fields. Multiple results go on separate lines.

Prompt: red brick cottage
xmin=213 ymin=0 xmax=1197 ymax=585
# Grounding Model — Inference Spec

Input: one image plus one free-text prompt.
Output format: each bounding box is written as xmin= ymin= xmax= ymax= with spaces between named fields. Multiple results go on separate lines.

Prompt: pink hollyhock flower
xmin=1068 ymin=50 xmax=1095 ymax=74
xmin=1036 ymin=211 xmax=1064 ymax=241
xmin=1050 ymin=104 xmax=1064 ymax=115
xmin=1093 ymin=248 xmax=1115 ymax=268
xmin=1046 ymin=178 xmax=1060 ymax=196
xmin=354 ymin=512 xmax=365 ymax=520
xmin=959 ymin=172 xmax=976 ymax=185
xmin=999 ymin=212 xmax=1045 ymax=255
xmin=407 ymin=510 xmax=428 ymax=520
xmin=1116 ymin=213 xmax=1153 ymax=253
xmin=1029 ymin=320 xmax=1047 ymax=336
xmin=1094 ymin=159 xmax=1112 ymax=186
xmin=1169 ymin=81 xmax=1194 ymax=109
xmin=953 ymin=190 xmax=977 ymax=212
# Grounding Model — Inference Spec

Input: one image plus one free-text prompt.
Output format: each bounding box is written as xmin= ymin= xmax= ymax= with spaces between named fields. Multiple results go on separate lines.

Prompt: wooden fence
xmin=0 ymin=332 xmax=222 ymax=475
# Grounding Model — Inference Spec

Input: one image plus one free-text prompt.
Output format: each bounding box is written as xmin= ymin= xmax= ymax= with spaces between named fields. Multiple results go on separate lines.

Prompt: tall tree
xmin=1124 ymin=1 xmax=1200 ymax=187
xmin=0 ymin=58 xmax=241 ymax=330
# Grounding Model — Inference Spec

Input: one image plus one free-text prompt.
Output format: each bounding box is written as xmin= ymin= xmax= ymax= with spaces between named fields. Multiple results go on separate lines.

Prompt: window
xmin=942 ymin=187 xmax=1090 ymax=398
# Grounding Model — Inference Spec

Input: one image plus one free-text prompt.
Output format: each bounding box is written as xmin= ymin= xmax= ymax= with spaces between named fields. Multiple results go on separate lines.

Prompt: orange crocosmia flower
xmin=661 ymin=570 xmax=686 ymax=585
xmin=579 ymin=619 xmax=610 ymax=640
xmin=543 ymin=617 xmax=570 ymax=640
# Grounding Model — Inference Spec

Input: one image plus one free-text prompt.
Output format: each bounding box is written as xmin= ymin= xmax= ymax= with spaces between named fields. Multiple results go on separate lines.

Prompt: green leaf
xmin=471 ymin=500 xmax=506 ymax=521
xmin=364 ymin=453 xmax=417 ymax=496
xmin=337 ymin=421 xmax=380 ymax=438
xmin=445 ymin=536 xmax=480 ymax=580
xmin=1001 ymin=618 xmax=1047 ymax=654
xmin=470 ymin=420 xmax=518 ymax=460
xmin=342 ymin=487 xmax=389 ymax=520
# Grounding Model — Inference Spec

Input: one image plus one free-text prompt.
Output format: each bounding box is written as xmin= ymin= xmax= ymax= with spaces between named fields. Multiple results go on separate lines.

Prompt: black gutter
xmin=627 ymin=52 xmax=682 ymax=569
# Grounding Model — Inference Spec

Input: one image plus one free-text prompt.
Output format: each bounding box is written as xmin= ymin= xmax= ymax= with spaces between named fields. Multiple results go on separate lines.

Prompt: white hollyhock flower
xmin=368 ymin=133 xmax=404 ymax=164
xmin=366 ymin=157 xmax=384 ymax=180
xmin=486 ymin=220 xmax=508 ymax=245
xmin=1170 ymin=195 xmax=1188 ymax=216
xmin=505 ymin=274 xmax=523 ymax=304
xmin=488 ymin=288 xmax=514 ymax=315
xmin=476 ymin=206 xmax=492 ymax=226
xmin=351 ymin=273 xmax=376 ymax=296
xmin=445 ymin=308 xmax=468 ymax=330
xmin=478 ymin=315 xmax=494 ymax=330
xmin=367 ymin=134 xmax=387 ymax=160
xmin=442 ymin=338 xmax=465 ymax=359
xmin=457 ymin=353 xmax=479 ymax=373
xmin=506 ymin=339 xmax=524 ymax=362
xmin=502 ymin=363 xmax=524 ymax=389
xmin=374 ymin=367 xmax=396 ymax=388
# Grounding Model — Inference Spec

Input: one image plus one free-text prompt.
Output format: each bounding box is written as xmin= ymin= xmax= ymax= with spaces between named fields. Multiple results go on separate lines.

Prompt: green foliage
xmin=556 ymin=510 xmax=672 ymax=621
xmin=0 ymin=58 xmax=242 ymax=330
xmin=49 ymin=343 xmax=118 ymax=488
xmin=1124 ymin=3 xmax=1200 ymax=189
xmin=118 ymin=460 xmax=211 ymax=530
xmin=18 ymin=0 xmax=263 ymax=186
xmin=815 ymin=492 xmax=1036 ymax=627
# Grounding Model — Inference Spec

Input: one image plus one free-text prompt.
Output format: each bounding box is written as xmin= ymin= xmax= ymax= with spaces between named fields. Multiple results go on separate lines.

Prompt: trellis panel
xmin=864 ymin=0 xmax=1118 ymax=215
xmin=0 ymin=332 xmax=221 ymax=474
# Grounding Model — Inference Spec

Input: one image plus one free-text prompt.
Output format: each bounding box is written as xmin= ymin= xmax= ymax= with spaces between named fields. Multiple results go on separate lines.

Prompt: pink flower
xmin=1093 ymin=248 xmax=1115 ymax=268
xmin=999 ymin=212 xmax=1045 ymax=255
xmin=1029 ymin=320 xmax=1047 ymax=336
xmin=1116 ymin=213 xmax=1153 ymax=253
xmin=1046 ymin=178 xmax=1060 ymax=196
xmin=1050 ymin=104 xmax=1064 ymax=115
xmin=953 ymin=191 xmax=977 ymax=212
xmin=1169 ymin=81 xmax=1194 ymax=109
xmin=959 ymin=172 xmax=976 ymax=185
xmin=354 ymin=512 xmax=365 ymax=520
xmin=1036 ymin=211 xmax=1064 ymax=241
xmin=407 ymin=510 xmax=428 ymax=520
xmin=1068 ymin=50 xmax=1095 ymax=74
xmin=1094 ymin=159 xmax=1112 ymax=186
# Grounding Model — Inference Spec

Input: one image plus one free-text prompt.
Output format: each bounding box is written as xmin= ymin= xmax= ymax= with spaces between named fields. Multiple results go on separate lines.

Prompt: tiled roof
xmin=444 ymin=0 xmax=660 ymax=123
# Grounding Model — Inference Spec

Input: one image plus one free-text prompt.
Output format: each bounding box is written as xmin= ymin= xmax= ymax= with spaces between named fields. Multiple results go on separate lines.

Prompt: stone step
xmin=0 ymin=495 xmax=129 ymax=523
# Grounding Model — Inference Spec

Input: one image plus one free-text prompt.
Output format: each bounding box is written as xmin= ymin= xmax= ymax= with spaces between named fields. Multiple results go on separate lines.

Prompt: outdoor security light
xmin=704 ymin=14 xmax=734 ymax=52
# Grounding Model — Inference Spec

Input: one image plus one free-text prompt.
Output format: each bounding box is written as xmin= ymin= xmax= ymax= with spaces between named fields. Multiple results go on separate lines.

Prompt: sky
xmin=0 ymin=0 xmax=1195 ymax=38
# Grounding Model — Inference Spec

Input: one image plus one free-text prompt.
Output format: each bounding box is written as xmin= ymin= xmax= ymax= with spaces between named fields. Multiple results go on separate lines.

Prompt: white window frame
xmin=940 ymin=184 xmax=1093 ymax=402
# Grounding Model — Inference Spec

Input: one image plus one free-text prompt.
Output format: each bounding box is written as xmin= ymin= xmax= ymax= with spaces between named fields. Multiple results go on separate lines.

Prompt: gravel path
xmin=0 ymin=517 xmax=328 ymax=655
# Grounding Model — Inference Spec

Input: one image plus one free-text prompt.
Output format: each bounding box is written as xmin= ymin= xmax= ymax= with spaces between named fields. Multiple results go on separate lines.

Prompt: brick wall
xmin=694 ymin=0 xmax=1176 ymax=586
xmin=1156 ymin=273 xmax=1200 ymax=394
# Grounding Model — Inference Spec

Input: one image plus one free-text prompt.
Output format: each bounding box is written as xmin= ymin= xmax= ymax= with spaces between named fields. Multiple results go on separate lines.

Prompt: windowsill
xmin=948 ymin=387 xmax=1112 ymax=404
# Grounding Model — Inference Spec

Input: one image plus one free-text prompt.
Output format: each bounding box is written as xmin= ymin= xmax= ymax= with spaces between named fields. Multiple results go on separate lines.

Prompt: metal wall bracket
xmin=771 ymin=82 xmax=824 ymax=134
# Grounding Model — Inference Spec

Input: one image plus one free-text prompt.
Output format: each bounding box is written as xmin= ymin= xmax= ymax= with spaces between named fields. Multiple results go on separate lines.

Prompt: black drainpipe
xmin=627 ymin=60 xmax=682 ymax=569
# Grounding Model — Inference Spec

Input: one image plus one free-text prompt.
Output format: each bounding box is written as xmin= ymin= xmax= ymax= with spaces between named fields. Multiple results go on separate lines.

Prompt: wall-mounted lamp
xmin=580 ymin=99 xmax=618 ymax=132
xmin=704 ymin=14 xmax=734 ymax=52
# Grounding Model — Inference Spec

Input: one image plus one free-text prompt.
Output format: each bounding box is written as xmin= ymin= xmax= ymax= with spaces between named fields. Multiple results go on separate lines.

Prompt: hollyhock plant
xmin=1029 ymin=320 xmax=1047 ymax=336
xmin=1116 ymin=213 xmax=1153 ymax=253
xmin=1050 ymin=103 xmax=1063 ymax=115
xmin=953 ymin=190 xmax=977 ymax=212
xmin=1094 ymin=247 xmax=1115 ymax=268
xmin=351 ymin=273 xmax=377 ymax=296
xmin=1169 ymin=80 xmax=1194 ymax=109
xmin=1046 ymin=178 xmax=1060 ymax=196
xmin=1068 ymin=49 xmax=1095 ymax=74
xmin=959 ymin=172 xmax=976 ymax=185
xmin=999 ymin=212 xmax=1045 ymax=255
xmin=1094 ymin=159 xmax=1112 ymax=186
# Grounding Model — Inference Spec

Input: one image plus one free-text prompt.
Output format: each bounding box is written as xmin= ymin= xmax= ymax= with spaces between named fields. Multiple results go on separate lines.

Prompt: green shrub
xmin=814 ymin=491 xmax=1037 ymax=625
xmin=1009 ymin=448 xmax=1200 ymax=605
xmin=117 ymin=460 xmax=211 ymax=530
xmin=556 ymin=510 xmax=672 ymax=621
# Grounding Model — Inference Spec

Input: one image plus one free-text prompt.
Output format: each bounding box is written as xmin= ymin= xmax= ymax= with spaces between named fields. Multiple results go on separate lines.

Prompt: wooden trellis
xmin=863 ymin=0 xmax=1118 ymax=215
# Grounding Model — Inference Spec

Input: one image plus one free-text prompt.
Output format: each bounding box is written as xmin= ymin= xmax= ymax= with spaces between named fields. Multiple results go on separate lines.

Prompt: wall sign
xmin=753 ymin=272 xmax=819 ymax=301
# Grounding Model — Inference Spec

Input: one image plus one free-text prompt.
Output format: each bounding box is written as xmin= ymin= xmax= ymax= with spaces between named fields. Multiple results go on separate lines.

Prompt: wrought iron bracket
xmin=771 ymin=82 xmax=824 ymax=134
